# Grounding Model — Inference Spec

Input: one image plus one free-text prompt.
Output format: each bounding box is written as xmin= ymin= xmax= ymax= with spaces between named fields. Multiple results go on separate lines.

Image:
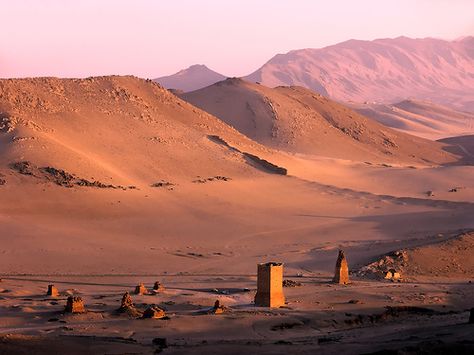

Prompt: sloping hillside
xmin=182 ymin=78 xmax=464 ymax=164
xmin=0 ymin=76 xmax=284 ymax=189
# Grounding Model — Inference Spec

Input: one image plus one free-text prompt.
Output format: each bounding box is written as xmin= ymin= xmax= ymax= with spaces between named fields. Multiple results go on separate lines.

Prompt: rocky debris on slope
xmin=12 ymin=136 xmax=37 ymax=142
xmin=282 ymin=279 xmax=302 ymax=287
xmin=358 ymin=232 xmax=474 ymax=279
xmin=142 ymin=305 xmax=166 ymax=319
xmin=1 ymin=115 xmax=49 ymax=134
xmin=150 ymin=181 xmax=174 ymax=189
xmin=0 ymin=177 xmax=5 ymax=186
xmin=10 ymin=161 xmax=34 ymax=175
xmin=357 ymin=250 xmax=407 ymax=280
xmin=243 ymin=153 xmax=287 ymax=175
xmin=46 ymin=285 xmax=59 ymax=297
xmin=64 ymin=296 xmax=86 ymax=314
xmin=192 ymin=176 xmax=231 ymax=183
xmin=10 ymin=161 xmax=131 ymax=189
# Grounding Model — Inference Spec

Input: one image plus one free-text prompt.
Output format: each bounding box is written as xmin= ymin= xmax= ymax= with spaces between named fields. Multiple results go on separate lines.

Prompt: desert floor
xmin=1 ymin=154 xmax=474 ymax=354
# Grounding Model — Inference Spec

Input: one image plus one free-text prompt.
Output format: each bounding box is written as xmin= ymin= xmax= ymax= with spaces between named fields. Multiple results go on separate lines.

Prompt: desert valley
xmin=1 ymin=3 xmax=474 ymax=354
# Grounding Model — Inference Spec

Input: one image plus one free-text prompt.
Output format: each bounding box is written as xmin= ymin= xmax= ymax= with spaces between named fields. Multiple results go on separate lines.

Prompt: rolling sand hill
xmin=245 ymin=37 xmax=474 ymax=111
xmin=154 ymin=64 xmax=226 ymax=92
xmin=182 ymin=78 xmax=464 ymax=164
xmin=0 ymin=76 xmax=285 ymax=186
xmin=1 ymin=76 xmax=474 ymax=354
xmin=353 ymin=99 xmax=474 ymax=140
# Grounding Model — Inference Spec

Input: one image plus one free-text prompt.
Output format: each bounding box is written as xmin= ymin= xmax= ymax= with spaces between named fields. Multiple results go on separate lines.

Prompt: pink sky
xmin=1 ymin=0 xmax=473 ymax=78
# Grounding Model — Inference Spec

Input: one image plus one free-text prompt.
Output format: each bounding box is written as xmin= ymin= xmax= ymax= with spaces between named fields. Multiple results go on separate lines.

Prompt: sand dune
xmin=245 ymin=36 xmax=474 ymax=112
xmin=182 ymin=78 xmax=465 ymax=164
xmin=353 ymin=99 xmax=474 ymax=140
xmin=154 ymin=64 xmax=226 ymax=92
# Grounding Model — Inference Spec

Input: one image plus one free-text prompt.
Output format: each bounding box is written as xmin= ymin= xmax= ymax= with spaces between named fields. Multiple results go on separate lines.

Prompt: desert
xmin=1 ymin=2 xmax=474 ymax=354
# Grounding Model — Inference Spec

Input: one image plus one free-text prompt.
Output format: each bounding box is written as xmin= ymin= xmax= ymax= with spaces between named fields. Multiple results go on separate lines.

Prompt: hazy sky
xmin=1 ymin=0 xmax=473 ymax=78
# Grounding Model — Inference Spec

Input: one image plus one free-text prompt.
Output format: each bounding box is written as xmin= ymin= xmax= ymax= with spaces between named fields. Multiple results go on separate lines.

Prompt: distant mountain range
xmin=154 ymin=64 xmax=226 ymax=92
xmin=157 ymin=37 xmax=474 ymax=112
xmin=245 ymin=36 xmax=474 ymax=111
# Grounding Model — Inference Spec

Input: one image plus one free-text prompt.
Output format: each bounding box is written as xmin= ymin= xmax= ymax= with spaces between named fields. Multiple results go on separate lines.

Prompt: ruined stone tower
xmin=134 ymin=283 xmax=147 ymax=295
xmin=47 ymin=284 xmax=59 ymax=297
xmin=254 ymin=262 xmax=285 ymax=307
xmin=333 ymin=250 xmax=350 ymax=284
xmin=64 ymin=296 xmax=86 ymax=313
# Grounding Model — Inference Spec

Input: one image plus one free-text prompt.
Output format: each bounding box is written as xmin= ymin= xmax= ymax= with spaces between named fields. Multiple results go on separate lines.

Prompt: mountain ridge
xmin=244 ymin=36 xmax=474 ymax=111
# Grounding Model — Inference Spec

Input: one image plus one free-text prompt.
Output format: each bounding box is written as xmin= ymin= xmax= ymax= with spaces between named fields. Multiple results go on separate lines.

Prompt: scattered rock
xmin=282 ymin=279 xmax=302 ymax=288
xmin=426 ymin=190 xmax=434 ymax=197
xmin=134 ymin=283 xmax=147 ymax=295
xmin=142 ymin=305 xmax=166 ymax=319
xmin=151 ymin=181 xmax=174 ymax=189
xmin=46 ymin=284 xmax=59 ymax=297
xmin=64 ymin=296 xmax=86 ymax=314
xmin=192 ymin=176 xmax=231 ymax=183
xmin=10 ymin=161 xmax=130 ymax=189
xmin=358 ymin=250 xmax=408 ymax=279
xmin=10 ymin=161 xmax=35 ymax=175
xmin=0 ymin=178 xmax=5 ymax=186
